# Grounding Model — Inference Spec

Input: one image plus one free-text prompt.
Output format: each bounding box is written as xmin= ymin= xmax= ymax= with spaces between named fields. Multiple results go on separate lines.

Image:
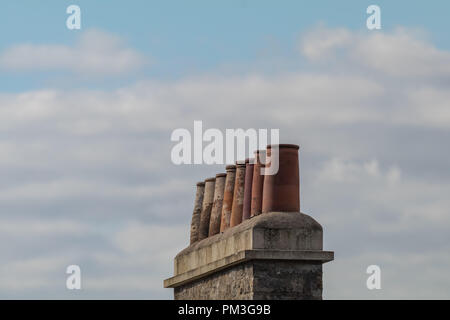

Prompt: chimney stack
xmin=165 ymin=143 xmax=334 ymax=300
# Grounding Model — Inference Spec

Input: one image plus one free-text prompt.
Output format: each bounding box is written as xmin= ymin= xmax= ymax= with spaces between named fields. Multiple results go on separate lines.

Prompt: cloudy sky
xmin=1 ymin=1 xmax=450 ymax=299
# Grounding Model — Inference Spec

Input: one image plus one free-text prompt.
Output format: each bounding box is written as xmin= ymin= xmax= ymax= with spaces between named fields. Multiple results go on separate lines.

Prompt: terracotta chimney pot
xmin=220 ymin=165 xmax=236 ymax=232
xmin=208 ymin=173 xmax=226 ymax=236
xmin=230 ymin=161 xmax=246 ymax=227
xmin=189 ymin=181 xmax=205 ymax=244
xmin=262 ymin=144 xmax=300 ymax=213
xmin=242 ymin=158 xmax=254 ymax=221
xmin=198 ymin=177 xmax=216 ymax=240
xmin=250 ymin=150 xmax=266 ymax=217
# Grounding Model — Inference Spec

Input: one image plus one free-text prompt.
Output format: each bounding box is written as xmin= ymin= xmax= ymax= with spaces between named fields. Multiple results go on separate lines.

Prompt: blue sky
xmin=1 ymin=1 xmax=450 ymax=299
xmin=1 ymin=1 xmax=450 ymax=91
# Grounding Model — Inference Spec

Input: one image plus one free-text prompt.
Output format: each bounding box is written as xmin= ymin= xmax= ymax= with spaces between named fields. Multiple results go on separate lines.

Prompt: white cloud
xmin=0 ymin=219 xmax=92 ymax=237
xmin=301 ymin=25 xmax=353 ymax=61
xmin=300 ymin=25 xmax=450 ymax=78
xmin=0 ymin=30 xmax=146 ymax=75
xmin=0 ymin=255 xmax=69 ymax=291
xmin=325 ymin=249 xmax=450 ymax=299
xmin=0 ymin=26 xmax=450 ymax=299
xmin=0 ymin=179 xmax=189 ymax=203
xmin=113 ymin=223 xmax=187 ymax=254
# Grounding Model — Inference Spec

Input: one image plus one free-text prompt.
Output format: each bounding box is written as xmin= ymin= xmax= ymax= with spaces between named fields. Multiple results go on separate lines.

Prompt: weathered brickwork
xmin=252 ymin=260 xmax=322 ymax=300
xmin=174 ymin=260 xmax=322 ymax=300
xmin=174 ymin=262 xmax=254 ymax=300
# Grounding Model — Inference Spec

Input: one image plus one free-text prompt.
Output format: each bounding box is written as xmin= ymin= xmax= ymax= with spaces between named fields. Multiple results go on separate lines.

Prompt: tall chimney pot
xmin=189 ymin=181 xmax=205 ymax=244
xmin=198 ymin=177 xmax=215 ymax=240
xmin=220 ymin=165 xmax=236 ymax=232
xmin=208 ymin=173 xmax=226 ymax=236
xmin=262 ymin=144 xmax=300 ymax=213
xmin=242 ymin=158 xmax=254 ymax=221
xmin=250 ymin=150 xmax=265 ymax=217
xmin=230 ymin=161 xmax=246 ymax=227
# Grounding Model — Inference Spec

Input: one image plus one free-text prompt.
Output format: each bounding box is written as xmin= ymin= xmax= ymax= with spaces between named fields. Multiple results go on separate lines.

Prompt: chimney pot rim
xmin=267 ymin=144 xmax=300 ymax=150
xmin=215 ymin=173 xmax=226 ymax=178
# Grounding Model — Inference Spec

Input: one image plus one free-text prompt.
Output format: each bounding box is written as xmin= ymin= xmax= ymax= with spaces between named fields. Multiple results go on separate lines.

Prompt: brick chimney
xmin=164 ymin=144 xmax=334 ymax=299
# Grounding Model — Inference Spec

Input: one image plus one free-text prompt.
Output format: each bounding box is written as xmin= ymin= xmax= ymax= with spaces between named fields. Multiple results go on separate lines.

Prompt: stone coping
xmin=173 ymin=211 xmax=326 ymax=276
xmin=176 ymin=211 xmax=323 ymax=258
xmin=164 ymin=249 xmax=334 ymax=288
